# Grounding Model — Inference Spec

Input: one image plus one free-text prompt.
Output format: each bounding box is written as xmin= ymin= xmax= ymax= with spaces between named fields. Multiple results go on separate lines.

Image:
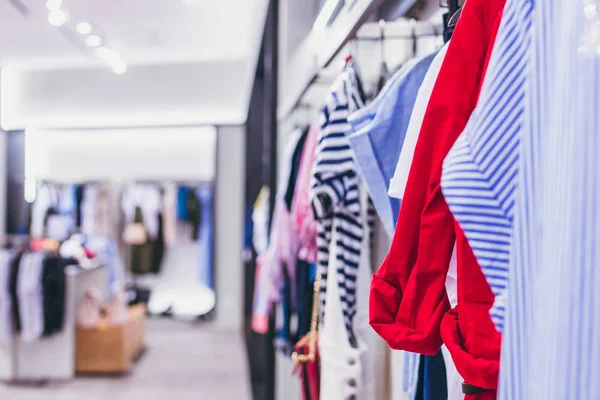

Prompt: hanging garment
xmin=121 ymin=184 xmax=162 ymax=241
xmin=319 ymin=182 xmax=381 ymax=400
xmin=252 ymin=128 xmax=306 ymax=333
xmin=310 ymin=62 xmax=368 ymax=343
xmin=47 ymin=184 xmax=77 ymax=240
xmin=274 ymin=267 xmax=293 ymax=355
xmin=495 ymin=1 xmax=600 ymax=399
xmin=81 ymin=184 xmax=99 ymax=237
xmin=86 ymin=236 xmax=125 ymax=296
xmin=285 ymin=127 xmax=309 ymax=211
xmin=18 ymin=252 xmax=46 ymax=342
xmin=348 ymin=50 xmax=455 ymax=400
xmin=370 ymin=0 xmax=505 ymax=398
xmin=421 ymin=351 xmax=448 ymax=400
xmin=75 ymin=184 xmax=84 ymax=228
xmin=292 ymin=123 xmax=319 ymax=264
xmin=388 ymin=44 xmax=449 ymax=201
xmin=259 ymin=129 xmax=305 ymax=302
xmin=177 ymin=186 xmax=190 ymax=221
xmin=0 ymin=251 xmax=13 ymax=342
xmin=149 ymin=212 xmax=165 ymax=274
xmin=252 ymin=186 xmax=270 ymax=256
xmin=196 ymin=186 xmax=214 ymax=289
xmin=130 ymin=207 xmax=152 ymax=275
xmin=365 ymin=38 xmax=460 ymax=400
xmin=186 ymin=188 xmax=201 ymax=241
xmin=162 ymin=183 xmax=178 ymax=247
xmin=441 ymin=0 xmax=531 ymax=333
xmin=9 ymin=252 xmax=23 ymax=334
xmin=250 ymin=187 xmax=271 ymax=334
xmin=347 ymin=51 xmax=437 ymax=238
xmin=31 ymin=183 xmax=60 ymax=238
xmin=42 ymin=255 xmax=68 ymax=336
xmin=295 ymin=260 xmax=316 ymax=338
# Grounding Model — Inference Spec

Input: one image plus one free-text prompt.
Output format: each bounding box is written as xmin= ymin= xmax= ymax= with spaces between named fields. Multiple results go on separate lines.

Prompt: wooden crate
xmin=75 ymin=304 xmax=146 ymax=374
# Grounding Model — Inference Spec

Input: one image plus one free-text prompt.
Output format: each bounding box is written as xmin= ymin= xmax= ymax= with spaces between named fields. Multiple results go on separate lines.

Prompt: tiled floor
xmin=0 ymin=319 xmax=251 ymax=400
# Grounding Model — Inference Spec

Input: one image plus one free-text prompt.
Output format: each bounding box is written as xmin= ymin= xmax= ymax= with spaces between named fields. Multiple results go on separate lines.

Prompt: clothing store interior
xmin=0 ymin=0 xmax=598 ymax=399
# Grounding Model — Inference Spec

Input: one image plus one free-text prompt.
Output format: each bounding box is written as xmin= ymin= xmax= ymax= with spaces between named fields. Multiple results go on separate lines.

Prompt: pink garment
xmin=261 ymin=199 xmax=299 ymax=305
xmin=291 ymin=123 xmax=319 ymax=264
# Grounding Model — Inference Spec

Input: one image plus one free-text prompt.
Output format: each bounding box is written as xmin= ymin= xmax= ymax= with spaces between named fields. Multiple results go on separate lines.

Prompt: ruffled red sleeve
xmin=369 ymin=0 xmax=505 ymax=359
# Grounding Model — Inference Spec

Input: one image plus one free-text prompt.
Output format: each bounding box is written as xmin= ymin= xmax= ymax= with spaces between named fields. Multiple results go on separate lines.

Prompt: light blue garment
xmin=502 ymin=1 xmax=600 ymax=399
xmin=441 ymin=0 xmax=532 ymax=332
xmin=57 ymin=184 xmax=77 ymax=215
xmin=85 ymin=236 xmax=125 ymax=298
xmin=196 ymin=186 xmax=214 ymax=289
xmin=347 ymin=52 xmax=437 ymax=238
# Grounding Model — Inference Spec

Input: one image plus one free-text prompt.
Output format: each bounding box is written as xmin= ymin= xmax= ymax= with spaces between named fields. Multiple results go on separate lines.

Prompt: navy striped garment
xmin=310 ymin=63 xmax=374 ymax=343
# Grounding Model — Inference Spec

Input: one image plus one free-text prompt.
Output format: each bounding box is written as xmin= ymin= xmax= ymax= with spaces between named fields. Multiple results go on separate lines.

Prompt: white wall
xmin=33 ymin=126 xmax=217 ymax=182
xmin=214 ymin=125 xmax=246 ymax=329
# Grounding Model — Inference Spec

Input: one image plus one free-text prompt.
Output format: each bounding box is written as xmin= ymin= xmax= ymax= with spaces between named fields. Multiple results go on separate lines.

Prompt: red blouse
xmin=369 ymin=0 xmax=505 ymax=394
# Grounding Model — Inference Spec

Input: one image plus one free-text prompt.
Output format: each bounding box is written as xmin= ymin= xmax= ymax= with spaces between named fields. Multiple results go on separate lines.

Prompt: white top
xmin=388 ymin=43 xmax=449 ymax=200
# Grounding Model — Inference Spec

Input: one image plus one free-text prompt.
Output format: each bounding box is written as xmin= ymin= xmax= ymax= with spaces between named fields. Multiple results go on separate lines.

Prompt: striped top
xmin=310 ymin=63 xmax=374 ymax=343
xmin=440 ymin=0 xmax=533 ymax=332
xmin=499 ymin=1 xmax=600 ymax=399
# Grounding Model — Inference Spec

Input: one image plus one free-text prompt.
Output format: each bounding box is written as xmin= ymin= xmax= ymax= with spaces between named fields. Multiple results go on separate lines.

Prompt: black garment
xmin=283 ymin=129 xmax=308 ymax=211
xmin=274 ymin=267 xmax=293 ymax=356
xmin=75 ymin=185 xmax=85 ymax=228
xmin=9 ymin=252 xmax=23 ymax=333
xmin=149 ymin=212 xmax=165 ymax=274
xmin=130 ymin=207 xmax=152 ymax=275
xmin=295 ymin=260 xmax=314 ymax=338
xmin=42 ymin=256 xmax=68 ymax=336
xmin=187 ymin=189 xmax=202 ymax=241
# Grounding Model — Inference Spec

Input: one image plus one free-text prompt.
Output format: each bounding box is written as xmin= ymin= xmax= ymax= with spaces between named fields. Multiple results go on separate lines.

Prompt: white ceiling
xmin=0 ymin=0 xmax=268 ymax=68
xmin=0 ymin=0 xmax=269 ymax=127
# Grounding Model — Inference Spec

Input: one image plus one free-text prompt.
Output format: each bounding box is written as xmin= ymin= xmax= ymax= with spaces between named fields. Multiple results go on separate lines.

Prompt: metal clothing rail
xmin=278 ymin=16 xmax=443 ymax=121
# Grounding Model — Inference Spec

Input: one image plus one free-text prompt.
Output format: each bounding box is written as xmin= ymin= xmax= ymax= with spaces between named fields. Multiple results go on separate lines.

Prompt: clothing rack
xmin=279 ymin=17 xmax=443 ymax=121
xmin=0 ymin=264 xmax=107 ymax=382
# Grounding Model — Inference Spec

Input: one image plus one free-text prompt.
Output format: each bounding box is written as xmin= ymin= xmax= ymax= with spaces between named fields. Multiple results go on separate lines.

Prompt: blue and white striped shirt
xmin=501 ymin=1 xmax=600 ymax=399
xmin=440 ymin=0 xmax=532 ymax=333
xmin=444 ymin=0 xmax=600 ymax=397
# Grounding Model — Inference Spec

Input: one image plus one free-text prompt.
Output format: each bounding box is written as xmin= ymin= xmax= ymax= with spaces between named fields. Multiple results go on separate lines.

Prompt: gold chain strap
xmin=291 ymin=268 xmax=321 ymax=364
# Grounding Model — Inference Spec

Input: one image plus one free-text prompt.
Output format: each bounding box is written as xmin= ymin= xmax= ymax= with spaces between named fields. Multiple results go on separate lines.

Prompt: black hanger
xmin=442 ymin=0 xmax=461 ymax=41
xmin=377 ymin=19 xmax=390 ymax=93
xmin=448 ymin=6 xmax=462 ymax=28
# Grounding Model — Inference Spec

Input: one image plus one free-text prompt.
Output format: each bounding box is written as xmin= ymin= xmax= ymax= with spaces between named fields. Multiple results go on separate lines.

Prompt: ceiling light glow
xmin=85 ymin=35 xmax=102 ymax=47
xmin=46 ymin=0 xmax=62 ymax=11
xmin=48 ymin=9 xmax=68 ymax=27
xmin=76 ymin=22 xmax=93 ymax=35
xmin=94 ymin=46 xmax=109 ymax=59
xmin=111 ymin=60 xmax=128 ymax=75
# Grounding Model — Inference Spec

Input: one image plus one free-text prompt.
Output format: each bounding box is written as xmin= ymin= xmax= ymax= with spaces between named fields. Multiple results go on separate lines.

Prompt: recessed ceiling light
xmin=95 ymin=46 xmax=109 ymax=59
xmin=86 ymin=35 xmax=102 ymax=47
xmin=76 ymin=22 xmax=93 ymax=35
xmin=46 ymin=0 xmax=62 ymax=11
xmin=48 ymin=9 xmax=68 ymax=27
xmin=111 ymin=60 xmax=127 ymax=75
xmin=97 ymin=48 xmax=120 ymax=63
